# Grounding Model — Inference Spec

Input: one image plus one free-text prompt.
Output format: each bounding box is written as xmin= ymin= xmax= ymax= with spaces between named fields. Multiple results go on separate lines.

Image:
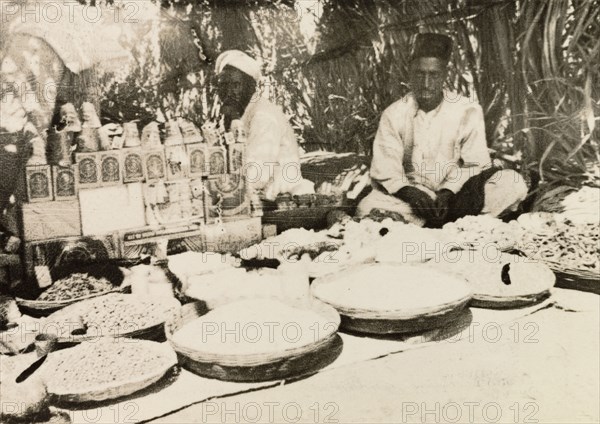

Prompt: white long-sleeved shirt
xmin=241 ymin=97 xmax=303 ymax=198
xmin=370 ymin=91 xmax=492 ymax=195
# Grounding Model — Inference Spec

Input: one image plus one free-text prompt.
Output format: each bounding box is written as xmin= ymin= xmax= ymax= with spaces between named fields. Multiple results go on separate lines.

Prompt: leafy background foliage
xmin=3 ymin=0 xmax=597 ymax=190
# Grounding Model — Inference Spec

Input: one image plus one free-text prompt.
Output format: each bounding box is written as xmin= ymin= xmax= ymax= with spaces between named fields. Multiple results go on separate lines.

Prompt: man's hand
xmin=426 ymin=188 xmax=455 ymax=228
xmin=395 ymin=186 xmax=436 ymax=220
xmin=434 ymin=189 xmax=454 ymax=218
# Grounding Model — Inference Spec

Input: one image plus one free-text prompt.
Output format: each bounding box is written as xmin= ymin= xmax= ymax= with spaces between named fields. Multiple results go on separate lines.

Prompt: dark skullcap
xmin=410 ymin=33 xmax=453 ymax=63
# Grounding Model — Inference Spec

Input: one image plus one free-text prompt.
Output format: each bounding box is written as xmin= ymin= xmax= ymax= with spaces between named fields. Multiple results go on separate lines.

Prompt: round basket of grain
xmin=41 ymin=293 xmax=180 ymax=344
xmin=16 ymin=273 xmax=121 ymax=316
xmin=310 ymin=263 xmax=472 ymax=335
xmin=165 ymin=298 xmax=341 ymax=382
xmin=40 ymin=338 xmax=177 ymax=403
xmin=517 ymin=213 xmax=599 ymax=281
xmin=427 ymin=252 xmax=556 ymax=308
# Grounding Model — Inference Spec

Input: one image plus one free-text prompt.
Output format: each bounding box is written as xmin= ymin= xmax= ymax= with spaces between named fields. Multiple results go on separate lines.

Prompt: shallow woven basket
xmin=165 ymin=300 xmax=342 ymax=382
xmin=540 ymin=261 xmax=599 ymax=281
xmin=311 ymin=264 xmax=472 ymax=335
xmin=470 ymin=290 xmax=553 ymax=309
xmin=44 ymin=342 xmax=177 ymax=403
xmin=16 ymin=289 xmax=121 ymax=317
xmin=44 ymin=297 xmax=181 ymax=344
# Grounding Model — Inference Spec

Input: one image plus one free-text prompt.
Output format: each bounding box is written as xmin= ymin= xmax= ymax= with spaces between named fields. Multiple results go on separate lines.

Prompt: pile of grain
xmin=172 ymin=299 xmax=330 ymax=356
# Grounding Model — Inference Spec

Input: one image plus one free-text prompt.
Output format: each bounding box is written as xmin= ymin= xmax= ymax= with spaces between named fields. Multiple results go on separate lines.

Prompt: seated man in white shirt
xmin=357 ymin=33 xmax=527 ymax=227
xmin=215 ymin=50 xmax=314 ymax=201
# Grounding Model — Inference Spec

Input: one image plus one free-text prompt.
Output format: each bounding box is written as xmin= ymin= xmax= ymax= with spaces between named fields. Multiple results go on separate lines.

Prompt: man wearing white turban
xmin=215 ymin=50 xmax=314 ymax=200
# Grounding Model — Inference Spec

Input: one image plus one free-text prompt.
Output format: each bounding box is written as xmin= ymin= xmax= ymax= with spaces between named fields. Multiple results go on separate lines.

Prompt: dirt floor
xmin=153 ymin=291 xmax=599 ymax=424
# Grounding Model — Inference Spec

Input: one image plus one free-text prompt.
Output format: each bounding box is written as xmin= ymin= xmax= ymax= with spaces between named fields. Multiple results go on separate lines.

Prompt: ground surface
xmin=153 ymin=291 xmax=600 ymax=424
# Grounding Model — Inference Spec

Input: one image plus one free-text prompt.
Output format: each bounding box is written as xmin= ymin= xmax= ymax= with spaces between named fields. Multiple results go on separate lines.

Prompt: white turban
xmin=215 ymin=50 xmax=262 ymax=82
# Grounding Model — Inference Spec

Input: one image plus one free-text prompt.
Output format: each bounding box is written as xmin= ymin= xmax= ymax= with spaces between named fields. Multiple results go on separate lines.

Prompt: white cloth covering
xmin=215 ymin=50 xmax=262 ymax=82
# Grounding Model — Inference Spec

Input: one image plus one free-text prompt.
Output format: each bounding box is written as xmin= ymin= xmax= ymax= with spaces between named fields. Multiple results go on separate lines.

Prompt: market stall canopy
xmin=7 ymin=0 xmax=162 ymax=74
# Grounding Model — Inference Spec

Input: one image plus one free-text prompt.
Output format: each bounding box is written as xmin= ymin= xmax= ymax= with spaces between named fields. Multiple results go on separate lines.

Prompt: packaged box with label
xmin=26 ymin=165 xmax=53 ymax=202
xmin=208 ymin=146 xmax=227 ymax=175
xmin=205 ymin=174 xmax=250 ymax=220
xmin=99 ymin=152 xmax=122 ymax=186
xmin=144 ymin=150 xmax=167 ymax=182
xmin=52 ymin=165 xmax=78 ymax=200
xmin=186 ymin=143 xmax=208 ymax=177
xmin=122 ymin=148 xmax=145 ymax=183
xmin=75 ymin=153 xmax=101 ymax=188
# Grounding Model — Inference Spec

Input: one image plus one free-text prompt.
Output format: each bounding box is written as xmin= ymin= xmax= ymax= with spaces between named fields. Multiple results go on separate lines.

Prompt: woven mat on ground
xmin=58 ymin=288 xmax=595 ymax=424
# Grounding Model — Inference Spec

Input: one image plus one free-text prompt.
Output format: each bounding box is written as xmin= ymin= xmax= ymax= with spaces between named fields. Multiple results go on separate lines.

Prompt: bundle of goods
xmin=167 ymin=298 xmax=340 ymax=381
xmin=518 ymin=213 xmax=599 ymax=280
xmin=427 ymin=252 xmax=556 ymax=308
xmin=441 ymin=215 xmax=523 ymax=251
xmin=42 ymin=293 xmax=180 ymax=342
xmin=40 ymin=338 xmax=177 ymax=403
xmin=311 ymin=263 xmax=472 ymax=334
